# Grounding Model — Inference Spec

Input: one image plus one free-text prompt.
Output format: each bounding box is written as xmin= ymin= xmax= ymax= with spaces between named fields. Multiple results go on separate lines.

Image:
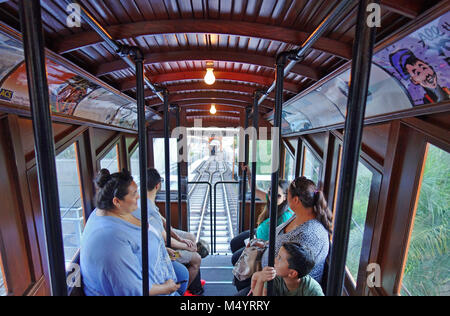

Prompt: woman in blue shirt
xmin=80 ymin=169 xmax=186 ymax=296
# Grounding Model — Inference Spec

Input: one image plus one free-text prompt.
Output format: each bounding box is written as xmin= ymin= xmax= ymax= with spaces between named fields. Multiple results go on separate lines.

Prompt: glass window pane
xmin=153 ymin=138 xmax=178 ymax=191
xmin=100 ymin=144 xmax=119 ymax=173
xmin=249 ymin=140 xmax=273 ymax=192
xmin=401 ymin=144 xmax=450 ymax=296
xmin=0 ymin=257 xmax=7 ymax=296
xmin=56 ymin=143 xmax=84 ymax=269
xmin=285 ymin=150 xmax=295 ymax=182
xmin=345 ymin=161 xmax=373 ymax=282
xmin=303 ymin=147 xmax=321 ymax=184
xmin=130 ymin=147 xmax=140 ymax=186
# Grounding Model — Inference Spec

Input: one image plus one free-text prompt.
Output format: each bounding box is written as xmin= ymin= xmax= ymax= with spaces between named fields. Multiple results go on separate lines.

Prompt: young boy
xmin=251 ymin=242 xmax=324 ymax=296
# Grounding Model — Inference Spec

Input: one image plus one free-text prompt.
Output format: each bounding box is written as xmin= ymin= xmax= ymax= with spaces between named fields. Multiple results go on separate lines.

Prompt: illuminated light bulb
xmin=204 ymin=68 xmax=215 ymax=85
xmin=210 ymin=104 xmax=217 ymax=115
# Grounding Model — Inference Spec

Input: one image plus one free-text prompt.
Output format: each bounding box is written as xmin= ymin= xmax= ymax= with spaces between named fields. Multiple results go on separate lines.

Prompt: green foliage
xmin=401 ymin=145 xmax=450 ymax=296
xmin=346 ymin=162 xmax=372 ymax=281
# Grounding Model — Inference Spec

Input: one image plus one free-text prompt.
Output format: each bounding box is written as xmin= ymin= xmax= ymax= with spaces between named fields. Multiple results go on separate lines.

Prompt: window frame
xmin=397 ymin=139 xmax=450 ymax=296
xmin=97 ymin=140 xmax=121 ymax=174
xmin=54 ymin=140 xmax=86 ymax=268
xmin=328 ymin=130 xmax=383 ymax=296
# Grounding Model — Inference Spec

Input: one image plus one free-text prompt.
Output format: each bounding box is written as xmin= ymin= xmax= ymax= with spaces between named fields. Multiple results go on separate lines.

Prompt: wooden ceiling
xmin=0 ymin=0 xmax=442 ymax=123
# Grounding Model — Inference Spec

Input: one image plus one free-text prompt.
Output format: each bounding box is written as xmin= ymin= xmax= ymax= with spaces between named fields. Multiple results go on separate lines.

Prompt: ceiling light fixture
xmin=204 ymin=61 xmax=215 ymax=85
xmin=210 ymin=104 xmax=217 ymax=115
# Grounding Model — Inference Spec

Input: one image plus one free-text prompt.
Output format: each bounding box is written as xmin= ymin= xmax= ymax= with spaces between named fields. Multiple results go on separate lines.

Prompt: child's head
xmin=274 ymin=242 xmax=315 ymax=280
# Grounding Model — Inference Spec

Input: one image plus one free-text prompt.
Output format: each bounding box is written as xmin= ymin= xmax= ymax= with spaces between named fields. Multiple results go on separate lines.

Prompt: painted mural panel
xmin=279 ymin=12 xmax=449 ymax=135
xmin=0 ymin=32 xmax=23 ymax=88
xmin=279 ymin=63 xmax=412 ymax=134
xmin=0 ymin=31 xmax=158 ymax=129
xmin=373 ymin=11 xmax=450 ymax=106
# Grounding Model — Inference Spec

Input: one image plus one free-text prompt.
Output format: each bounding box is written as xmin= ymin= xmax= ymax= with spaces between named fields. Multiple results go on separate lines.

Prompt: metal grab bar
xmin=213 ymin=181 xmax=239 ymax=254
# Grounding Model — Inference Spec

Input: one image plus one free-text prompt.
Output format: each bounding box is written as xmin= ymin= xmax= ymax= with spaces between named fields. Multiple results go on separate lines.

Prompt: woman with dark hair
xmin=230 ymin=165 xmax=294 ymax=266
xmin=260 ymin=176 xmax=332 ymax=284
xmin=80 ymin=169 xmax=186 ymax=296
xmin=235 ymin=176 xmax=331 ymax=296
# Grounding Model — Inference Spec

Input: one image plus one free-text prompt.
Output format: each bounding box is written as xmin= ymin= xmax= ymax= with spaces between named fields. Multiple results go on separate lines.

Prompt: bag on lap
xmin=232 ymin=239 xmax=267 ymax=281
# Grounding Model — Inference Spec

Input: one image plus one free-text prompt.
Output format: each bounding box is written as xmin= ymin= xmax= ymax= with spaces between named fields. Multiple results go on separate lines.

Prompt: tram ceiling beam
xmin=119 ymin=71 xmax=301 ymax=95
xmin=146 ymin=92 xmax=273 ymax=109
xmin=380 ymin=0 xmax=423 ymax=19
xmin=54 ymin=20 xmax=352 ymax=60
xmin=154 ymin=100 xmax=271 ymax=114
xmin=94 ymin=50 xmax=321 ymax=81
xmin=181 ymin=104 xmax=251 ymax=113
xmin=144 ymin=82 xmax=281 ymax=101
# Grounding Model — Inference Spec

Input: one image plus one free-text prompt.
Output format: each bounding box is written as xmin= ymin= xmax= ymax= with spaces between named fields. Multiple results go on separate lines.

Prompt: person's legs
xmin=176 ymin=250 xmax=201 ymax=288
xmin=172 ymin=261 xmax=189 ymax=295
xmin=235 ymin=286 xmax=251 ymax=296
xmin=173 ymin=229 xmax=196 ymax=243
xmin=230 ymin=230 xmax=250 ymax=253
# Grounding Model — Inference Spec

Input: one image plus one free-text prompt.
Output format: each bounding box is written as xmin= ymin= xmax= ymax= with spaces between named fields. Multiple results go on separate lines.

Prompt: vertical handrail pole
xmin=134 ymin=48 xmax=149 ymax=296
xmin=249 ymin=92 xmax=261 ymax=240
xmin=239 ymin=107 xmax=251 ymax=233
xmin=267 ymin=52 xmax=290 ymax=296
xmin=174 ymin=104 xmax=183 ymax=229
xmin=18 ymin=0 xmax=67 ymax=296
xmin=163 ymin=89 xmax=172 ymax=248
xmin=326 ymin=0 xmax=378 ymax=296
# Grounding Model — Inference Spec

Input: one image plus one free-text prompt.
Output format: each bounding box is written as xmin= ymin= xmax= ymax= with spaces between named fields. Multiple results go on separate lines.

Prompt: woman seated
xmin=230 ymin=164 xmax=294 ymax=265
xmin=80 ymin=169 xmax=188 ymax=296
xmin=236 ymin=176 xmax=332 ymax=295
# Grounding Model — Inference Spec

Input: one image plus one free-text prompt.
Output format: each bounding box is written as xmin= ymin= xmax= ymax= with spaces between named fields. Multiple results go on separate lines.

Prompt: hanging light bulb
xmin=204 ymin=62 xmax=215 ymax=85
xmin=210 ymin=104 xmax=217 ymax=115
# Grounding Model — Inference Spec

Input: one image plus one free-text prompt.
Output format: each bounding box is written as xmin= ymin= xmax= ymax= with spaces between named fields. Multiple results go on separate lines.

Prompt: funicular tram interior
xmin=0 ymin=0 xmax=448 ymax=297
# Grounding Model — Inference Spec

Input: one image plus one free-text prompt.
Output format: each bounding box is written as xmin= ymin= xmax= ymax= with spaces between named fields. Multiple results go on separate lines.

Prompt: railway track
xmin=188 ymin=156 xmax=238 ymax=254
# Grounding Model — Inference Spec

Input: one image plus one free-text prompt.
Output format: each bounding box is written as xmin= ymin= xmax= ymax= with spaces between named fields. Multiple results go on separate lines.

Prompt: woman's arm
xmin=161 ymin=230 xmax=195 ymax=251
xmin=149 ymin=279 xmax=180 ymax=296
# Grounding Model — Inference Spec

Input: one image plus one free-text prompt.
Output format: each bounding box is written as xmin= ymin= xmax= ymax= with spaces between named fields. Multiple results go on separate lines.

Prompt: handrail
xmin=220 ymin=166 xmax=236 ymax=240
xmin=64 ymin=0 xmax=164 ymax=102
xmin=257 ymin=0 xmax=355 ymax=105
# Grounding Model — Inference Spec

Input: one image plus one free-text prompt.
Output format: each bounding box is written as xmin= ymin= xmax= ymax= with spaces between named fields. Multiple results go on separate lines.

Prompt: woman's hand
xmin=241 ymin=163 xmax=250 ymax=174
xmin=166 ymin=247 xmax=177 ymax=260
xmin=250 ymin=240 xmax=266 ymax=249
xmin=164 ymin=279 xmax=180 ymax=294
xmin=181 ymin=239 xmax=197 ymax=252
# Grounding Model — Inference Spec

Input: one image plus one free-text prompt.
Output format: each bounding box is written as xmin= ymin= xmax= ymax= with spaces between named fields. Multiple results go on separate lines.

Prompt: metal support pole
xmin=239 ymin=107 xmax=251 ymax=233
xmin=18 ymin=0 xmax=67 ymax=296
xmin=267 ymin=52 xmax=290 ymax=296
xmin=133 ymin=48 xmax=149 ymax=296
xmin=174 ymin=104 xmax=183 ymax=230
xmin=63 ymin=0 xmax=164 ymax=106
xmin=326 ymin=0 xmax=378 ymax=296
xmin=257 ymin=0 xmax=353 ymax=105
xmin=249 ymin=91 xmax=262 ymax=240
xmin=163 ymin=89 xmax=172 ymax=248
